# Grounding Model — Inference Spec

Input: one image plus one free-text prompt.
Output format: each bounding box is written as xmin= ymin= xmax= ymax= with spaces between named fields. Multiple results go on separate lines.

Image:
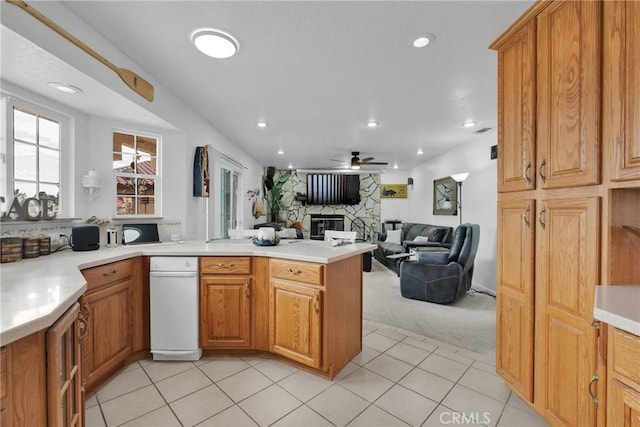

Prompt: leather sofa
xmin=374 ymin=222 xmax=453 ymax=273
xmin=399 ymin=223 xmax=480 ymax=304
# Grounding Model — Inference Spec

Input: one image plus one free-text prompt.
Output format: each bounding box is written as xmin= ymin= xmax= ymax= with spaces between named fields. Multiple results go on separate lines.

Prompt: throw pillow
xmin=413 ymin=235 xmax=430 ymax=243
xmin=386 ymin=229 xmax=402 ymax=245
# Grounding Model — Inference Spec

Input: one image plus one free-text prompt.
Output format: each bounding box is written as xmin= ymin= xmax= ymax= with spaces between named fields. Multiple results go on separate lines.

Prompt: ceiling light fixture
xmin=367 ymin=120 xmax=379 ymax=128
xmin=48 ymin=82 xmax=83 ymax=94
xmin=288 ymin=164 xmax=293 ymax=169
xmin=413 ymin=33 xmax=436 ymax=48
xmin=257 ymin=121 xmax=268 ymax=128
xmin=463 ymin=120 xmax=477 ymax=128
xmin=277 ymin=149 xmax=284 ymax=155
xmin=350 ymin=163 xmax=361 ymax=170
xmin=393 ymin=163 xmax=398 ymax=169
xmin=417 ymin=148 xmax=424 ymax=155
xmin=192 ymin=29 xmax=239 ymax=59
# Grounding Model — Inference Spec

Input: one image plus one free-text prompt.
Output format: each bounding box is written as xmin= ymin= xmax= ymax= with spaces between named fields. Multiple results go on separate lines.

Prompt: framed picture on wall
xmin=433 ymin=176 xmax=457 ymax=215
xmin=380 ymin=184 xmax=408 ymax=198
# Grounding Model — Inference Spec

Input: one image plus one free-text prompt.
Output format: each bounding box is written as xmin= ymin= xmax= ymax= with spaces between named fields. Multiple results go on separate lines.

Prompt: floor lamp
xmin=450 ymin=172 xmax=470 ymax=225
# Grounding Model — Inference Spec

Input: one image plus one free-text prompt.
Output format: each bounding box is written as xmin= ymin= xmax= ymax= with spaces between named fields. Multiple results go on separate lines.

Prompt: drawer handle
xmin=287 ymin=268 xmax=302 ymax=275
xmin=314 ymin=295 xmax=320 ymax=314
xmin=102 ymin=268 xmax=117 ymax=277
xmin=539 ymin=158 xmax=547 ymax=183
xmin=523 ymin=205 xmax=531 ymax=228
xmin=588 ymin=372 xmax=599 ymax=407
xmin=524 ymin=162 xmax=532 ymax=184
xmin=245 ymin=282 xmax=250 ymax=298
xmin=539 ymin=206 xmax=546 ymax=229
xmin=78 ymin=315 xmax=88 ymax=341
xmin=217 ymin=263 xmax=235 ymax=268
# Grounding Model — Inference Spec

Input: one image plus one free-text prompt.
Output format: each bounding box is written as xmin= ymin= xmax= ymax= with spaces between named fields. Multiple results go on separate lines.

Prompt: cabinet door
xmin=496 ymin=199 xmax=535 ymax=401
xmin=608 ymin=380 xmax=640 ymax=427
xmin=497 ymin=20 xmax=536 ymax=193
xmin=537 ymin=1 xmax=601 ymax=189
xmin=269 ymin=280 xmax=321 ymax=369
xmin=535 ymin=197 xmax=600 ymax=427
xmin=606 ymin=0 xmax=640 ymax=182
xmin=47 ymin=303 xmax=83 ymax=427
xmin=81 ymin=280 xmax=133 ymax=390
xmin=200 ymin=276 xmax=252 ymax=348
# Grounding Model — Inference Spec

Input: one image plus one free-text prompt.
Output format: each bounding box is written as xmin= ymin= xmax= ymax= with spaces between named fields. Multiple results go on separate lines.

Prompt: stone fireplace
xmin=310 ymin=214 xmax=344 ymax=240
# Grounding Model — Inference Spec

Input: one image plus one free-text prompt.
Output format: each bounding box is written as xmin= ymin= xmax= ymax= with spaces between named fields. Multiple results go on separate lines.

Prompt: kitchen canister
xmin=39 ymin=236 xmax=51 ymax=255
xmin=23 ymin=236 xmax=40 ymax=259
xmin=1 ymin=237 xmax=23 ymax=263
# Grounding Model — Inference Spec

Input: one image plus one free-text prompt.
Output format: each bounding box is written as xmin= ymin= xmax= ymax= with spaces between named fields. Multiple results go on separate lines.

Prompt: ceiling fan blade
xmin=329 ymin=159 xmax=345 ymax=162
xmin=361 ymin=161 xmax=388 ymax=165
xmin=360 ymin=157 xmax=375 ymax=163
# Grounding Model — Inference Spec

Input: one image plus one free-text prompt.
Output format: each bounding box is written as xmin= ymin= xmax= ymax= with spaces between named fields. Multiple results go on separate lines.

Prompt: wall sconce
xmin=81 ymin=170 xmax=103 ymax=200
xmin=407 ymin=177 xmax=414 ymax=189
xmin=450 ymin=172 xmax=470 ymax=225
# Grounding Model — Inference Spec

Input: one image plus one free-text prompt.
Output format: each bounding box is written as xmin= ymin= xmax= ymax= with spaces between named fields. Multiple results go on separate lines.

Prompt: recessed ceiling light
xmin=367 ymin=120 xmax=379 ymax=128
xmin=417 ymin=148 xmax=424 ymax=155
xmin=192 ymin=29 xmax=239 ymax=59
xmin=413 ymin=33 xmax=436 ymax=48
xmin=393 ymin=163 xmax=398 ymax=169
xmin=257 ymin=121 xmax=268 ymax=128
xmin=288 ymin=164 xmax=293 ymax=169
xmin=463 ymin=120 xmax=477 ymax=128
xmin=48 ymin=82 xmax=83 ymax=94
xmin=277 ymin=149 xmax=284 ymax=155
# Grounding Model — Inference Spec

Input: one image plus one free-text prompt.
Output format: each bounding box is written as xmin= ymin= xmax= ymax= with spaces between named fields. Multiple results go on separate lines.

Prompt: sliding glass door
xmin=220 ymin=167 xmax=240 ymax=238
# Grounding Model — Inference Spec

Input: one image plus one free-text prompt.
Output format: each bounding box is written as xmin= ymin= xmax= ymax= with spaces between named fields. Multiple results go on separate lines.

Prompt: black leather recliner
xmin=399 ymin=223 xmax=480 ymax=304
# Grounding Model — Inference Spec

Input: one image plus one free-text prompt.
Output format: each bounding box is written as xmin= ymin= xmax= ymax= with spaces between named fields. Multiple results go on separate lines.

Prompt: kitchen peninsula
xmin=0 ymin=239 xmax=375 ymax=425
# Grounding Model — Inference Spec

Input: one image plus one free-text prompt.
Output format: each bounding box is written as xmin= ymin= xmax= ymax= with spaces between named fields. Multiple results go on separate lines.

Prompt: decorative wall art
xmin=380 ymin=184 xmax=408 ymax=198
xmin=433 ymin=176 xmax=458 ymax=215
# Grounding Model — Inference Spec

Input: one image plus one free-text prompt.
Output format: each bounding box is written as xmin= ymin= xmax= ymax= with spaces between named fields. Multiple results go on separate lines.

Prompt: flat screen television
xmin=306 ymin=174 xmax=361 ymax=205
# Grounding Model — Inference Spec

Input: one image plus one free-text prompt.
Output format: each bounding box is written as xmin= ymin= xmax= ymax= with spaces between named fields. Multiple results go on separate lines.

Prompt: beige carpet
xmin=363 ymin=259 xmax=496 ymax=361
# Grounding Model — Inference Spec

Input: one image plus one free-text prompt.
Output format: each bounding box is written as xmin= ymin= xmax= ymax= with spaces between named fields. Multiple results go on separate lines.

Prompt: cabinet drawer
xmin=271 ymin=259 xmax=323 ymax=286
xmin=0 ymin=347 xmax=6 ymax=402
xmin=82 ymin=259 xmax=133 ymax=292
xmin=201 ymin=257 xmax=251 ymax=275
xmin=612 ymin=328 xmax=640 ymax=385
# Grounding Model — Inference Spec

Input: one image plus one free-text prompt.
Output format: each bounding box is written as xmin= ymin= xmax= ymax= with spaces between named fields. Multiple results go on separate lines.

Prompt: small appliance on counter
xmin=71 ymin=224 xmax=100 ymax=251
xmin=123 ymin=223 xmax=160 ymax=245
xmin=106 ymin=227 xmax=119 ymax=247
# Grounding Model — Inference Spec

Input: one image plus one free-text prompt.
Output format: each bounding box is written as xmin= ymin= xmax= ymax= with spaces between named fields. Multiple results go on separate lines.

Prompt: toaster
xmin=71 ymin=224 xmax=100 ymax=251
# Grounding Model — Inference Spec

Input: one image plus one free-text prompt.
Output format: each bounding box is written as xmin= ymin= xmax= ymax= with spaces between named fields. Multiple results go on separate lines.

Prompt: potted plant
xmin=262 ymin=166 xmax=291 ymax=222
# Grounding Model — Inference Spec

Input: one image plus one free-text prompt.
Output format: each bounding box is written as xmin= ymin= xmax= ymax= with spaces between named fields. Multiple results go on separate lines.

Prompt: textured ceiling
xmin=3 ymin=1 xmax=533 ymax=170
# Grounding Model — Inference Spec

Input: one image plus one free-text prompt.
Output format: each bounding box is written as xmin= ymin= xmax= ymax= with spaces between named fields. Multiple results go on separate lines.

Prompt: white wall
xmin=404 ymin=133 xmax=498 ymax=293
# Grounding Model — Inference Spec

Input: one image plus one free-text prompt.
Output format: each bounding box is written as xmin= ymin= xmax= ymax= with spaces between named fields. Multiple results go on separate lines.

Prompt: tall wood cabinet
xmin=492 ymin=1 xmax=619 ymax=426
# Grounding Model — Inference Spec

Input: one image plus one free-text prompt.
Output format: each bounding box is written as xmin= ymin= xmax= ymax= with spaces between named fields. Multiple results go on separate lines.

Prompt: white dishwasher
xmin=150 ymin=257 xmax=201 ymax=361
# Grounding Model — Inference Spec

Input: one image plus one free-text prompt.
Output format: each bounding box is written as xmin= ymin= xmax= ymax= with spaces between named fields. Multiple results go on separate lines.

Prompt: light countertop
xmin=594 ymin=285 xmax=640 ymax=336
xmin=1 ymin=239 xmax=376 ymax=346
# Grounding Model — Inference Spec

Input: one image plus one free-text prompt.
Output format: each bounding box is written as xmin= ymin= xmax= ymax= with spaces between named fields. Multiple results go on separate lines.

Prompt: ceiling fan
xmin=331 ymin=152 xmax=389 ymax=170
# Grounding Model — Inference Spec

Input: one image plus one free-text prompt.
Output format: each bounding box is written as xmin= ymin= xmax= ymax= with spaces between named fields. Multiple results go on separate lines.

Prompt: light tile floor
xmin=85 ymin=321 xmax=548 ymax=427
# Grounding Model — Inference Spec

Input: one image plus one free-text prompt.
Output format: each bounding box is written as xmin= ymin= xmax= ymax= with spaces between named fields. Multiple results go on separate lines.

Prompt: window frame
xmin=2 ymin=96 xmax=72 ymax=218
xmin=112 ymin=128 xmax=162 ymax=218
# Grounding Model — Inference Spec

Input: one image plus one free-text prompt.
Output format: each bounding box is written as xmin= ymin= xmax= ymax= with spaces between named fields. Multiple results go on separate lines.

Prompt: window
xmin=113 ymin=131 xmax=160 ymax=216
xmin=8 ymin=105 xmax=61 ymax=217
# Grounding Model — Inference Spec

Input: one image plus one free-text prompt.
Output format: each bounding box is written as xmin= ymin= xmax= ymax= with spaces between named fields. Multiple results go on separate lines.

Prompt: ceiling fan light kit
xmin=8 ymin=0 xmax=154 ymax=101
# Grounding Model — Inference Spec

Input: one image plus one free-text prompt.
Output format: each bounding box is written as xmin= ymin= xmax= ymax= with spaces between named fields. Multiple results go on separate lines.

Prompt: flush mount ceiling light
xmin=417 ymin=148 xmax=424 ymax=155
xmin=257 ymin=121 xmax=268 ymax=128
xmin=463 ymin=120 xmax=477 ymax=128
xmin=192 ymin=29 xmax=239 ymax=59
xmin=413 ymin=33 xmax=436 ymax=48
xmin=366 ymin=120 xmax=379 ymax=128
xmin=277 ymin=149 xmax=284 ymax=155
xmin=48 ymin=82 xmax=83 ymax=94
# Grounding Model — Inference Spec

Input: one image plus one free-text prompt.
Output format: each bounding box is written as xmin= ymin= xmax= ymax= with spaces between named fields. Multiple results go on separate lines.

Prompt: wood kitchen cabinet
xmin=607 ymin=328 xmax=640 ymax=426
xmin=47 ymin=303 xmax=83 ymax=427
xmin=270 ymin=277 xmax=322 ymax=369
xmin=200 ymin=257 xmax=252 ymax=348
xmin=80 ymin=259 xmax=134 ymax=392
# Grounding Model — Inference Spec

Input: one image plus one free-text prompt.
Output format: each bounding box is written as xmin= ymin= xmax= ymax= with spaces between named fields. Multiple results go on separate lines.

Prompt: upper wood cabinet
xmin=496 ymin=21 xmax=537 ymax=193
xmin=605 ymin=1 xmax=640 ymax=182
xmin=536 ymin=1 xmax=601 ymax=189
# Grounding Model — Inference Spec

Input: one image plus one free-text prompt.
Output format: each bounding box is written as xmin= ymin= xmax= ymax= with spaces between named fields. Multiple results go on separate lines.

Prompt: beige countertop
xmin=594 ymin=285 xmax=640 ymax=336
xmin=0 ymin=240 xmax=376 ymax=346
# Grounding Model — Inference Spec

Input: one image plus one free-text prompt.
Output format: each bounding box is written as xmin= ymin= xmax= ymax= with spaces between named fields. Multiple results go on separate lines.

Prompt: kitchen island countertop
xmin=594 ymin=284 xmax=640 ymax=336
xmin=1 ymin=239 xmax=376 ymax=346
